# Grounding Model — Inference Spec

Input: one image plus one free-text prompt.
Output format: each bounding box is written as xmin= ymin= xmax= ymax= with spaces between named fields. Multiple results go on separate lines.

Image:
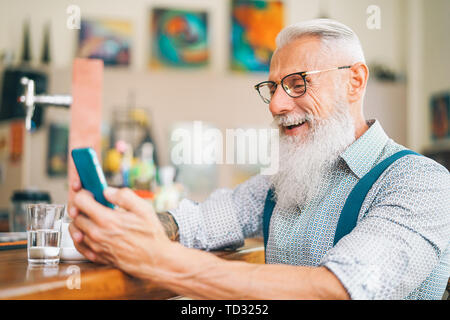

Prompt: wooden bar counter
xmin=0 ymin=238 xmax=264 ymax=300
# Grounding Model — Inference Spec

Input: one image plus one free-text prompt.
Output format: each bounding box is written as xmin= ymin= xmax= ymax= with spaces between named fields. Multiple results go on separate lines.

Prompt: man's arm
xmin=145 ymin=241 xmax=350 ymax=300
xmin=169 ymin=174 xmax=271 ymax=251
xmin=157 ymin=212 xmax=179 ymax=241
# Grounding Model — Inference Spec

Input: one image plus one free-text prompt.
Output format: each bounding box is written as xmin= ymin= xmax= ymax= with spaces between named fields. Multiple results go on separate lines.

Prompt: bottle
xmin=130 ymin=142 xmax=156 ymax=190
xmin=120 ymin=143 xmax=133 ymax=188
xmin=20 ymin=19 xmax=32 ymax=65
xmin=40 ymin=22 xmax=51 ymax=65
xmin=154 ymin=166 xmax=181 ymax=213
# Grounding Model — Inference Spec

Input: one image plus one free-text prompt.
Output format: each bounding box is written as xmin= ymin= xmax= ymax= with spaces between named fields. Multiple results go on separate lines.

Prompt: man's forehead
xmin=269 ymin=36 xmax=324 ymax=80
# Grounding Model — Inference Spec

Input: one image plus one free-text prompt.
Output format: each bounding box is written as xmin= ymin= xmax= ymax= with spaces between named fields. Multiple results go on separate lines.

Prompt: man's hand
xmin=68 ymin=183 xmax=174 ymax=279
xmin=69 ymin=181 xmax=180 ymax=241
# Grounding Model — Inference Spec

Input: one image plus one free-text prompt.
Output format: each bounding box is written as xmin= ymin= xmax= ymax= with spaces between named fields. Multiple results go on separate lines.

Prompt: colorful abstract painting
xmin=78 ymin=19 xmax=131 ymax=66
xmin=231 ymin=0 xmax=284 ymax=72
xmin=150 ymin=8 xmax=209 ymax=69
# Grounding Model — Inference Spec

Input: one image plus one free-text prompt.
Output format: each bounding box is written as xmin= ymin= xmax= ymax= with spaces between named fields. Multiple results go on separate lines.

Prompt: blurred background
xmin=0 ymin=0 xmax=448 ymax=232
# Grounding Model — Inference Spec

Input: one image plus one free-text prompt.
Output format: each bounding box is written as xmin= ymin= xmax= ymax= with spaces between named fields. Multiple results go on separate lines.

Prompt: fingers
xmin=72 ymin=213 xmax=99 ymax=240
xmin=71 ymin=212 xmax=117 ymax=257
xmin=82 ymin=234 xmax=115 ymax=264
xmin=69 ymin=221 xmax=84 ymax=243
xmin=104 ymin=187 xmax=156 ymax=219
xmin=68 ymin=181 xmax=82 ymax=219
xmin=78 ymin=241 xmax=109 ymax=265
xmin=69 ymin=222 xmax=109 ymax=265
xmin=68 ymin=205 xmax=79 ymax=219
xmin=68 ymin=222 xmax=95 ymax=261
xmin=73 ymin=189 xmax=114 ymax=224
xmin=72 ymin=180 xmax=82 ymax=192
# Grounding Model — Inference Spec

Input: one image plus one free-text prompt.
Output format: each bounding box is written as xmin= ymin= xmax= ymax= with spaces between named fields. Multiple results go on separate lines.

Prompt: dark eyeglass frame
xmin=254 ymin=65 xmax=352 ymax=104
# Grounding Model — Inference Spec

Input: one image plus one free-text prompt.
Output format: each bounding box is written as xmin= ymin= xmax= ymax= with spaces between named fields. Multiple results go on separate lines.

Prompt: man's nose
xmin=268 ymin=85 xmax=296 ymax=116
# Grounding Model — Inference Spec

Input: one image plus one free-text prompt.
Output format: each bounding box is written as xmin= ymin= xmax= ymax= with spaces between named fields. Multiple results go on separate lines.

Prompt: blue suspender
xmin=332 ymin=149 xmax=419 ymax=245
xmin=262 ymin=150 xmax=420 ymax=258
xmin=263 ymin=188 xmax=276 ymax=249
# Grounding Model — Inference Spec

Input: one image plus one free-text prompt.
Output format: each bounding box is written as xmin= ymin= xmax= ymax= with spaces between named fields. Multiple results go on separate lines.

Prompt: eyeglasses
xmin=254 ymin=65 xmax=352 ymax=104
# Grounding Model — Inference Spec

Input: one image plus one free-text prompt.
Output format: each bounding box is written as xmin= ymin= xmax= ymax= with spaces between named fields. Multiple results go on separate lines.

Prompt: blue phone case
xmin=71 ymin=148 xmax=114 ymax=209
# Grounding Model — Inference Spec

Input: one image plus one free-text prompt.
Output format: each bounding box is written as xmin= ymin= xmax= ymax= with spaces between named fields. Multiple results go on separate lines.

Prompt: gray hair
xmin=275 ymin=19 xmax=366 ymax=64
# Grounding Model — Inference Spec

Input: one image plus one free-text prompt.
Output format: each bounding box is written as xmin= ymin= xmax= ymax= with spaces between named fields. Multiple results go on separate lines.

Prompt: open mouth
xmin=283 ymin=119 xmax=307 ymax=130
xmin=286 ymin=122 xmax=305 ymax=130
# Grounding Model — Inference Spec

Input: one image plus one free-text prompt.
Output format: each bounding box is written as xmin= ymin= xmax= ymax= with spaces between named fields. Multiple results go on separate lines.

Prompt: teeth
xmin=273 ymin=114 xmax=311 ymax=128
xmin=284 ymin=119 xmax=305 ymax=127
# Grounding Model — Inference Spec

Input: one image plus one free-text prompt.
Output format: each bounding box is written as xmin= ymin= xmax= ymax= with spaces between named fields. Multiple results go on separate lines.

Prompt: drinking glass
xmin=27 ymin=204 xmax=65 ymax=264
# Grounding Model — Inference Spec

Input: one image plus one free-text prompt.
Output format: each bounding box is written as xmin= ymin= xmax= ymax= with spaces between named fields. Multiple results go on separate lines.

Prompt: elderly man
xmin=68 ymin=19 xmax=450 ymax=300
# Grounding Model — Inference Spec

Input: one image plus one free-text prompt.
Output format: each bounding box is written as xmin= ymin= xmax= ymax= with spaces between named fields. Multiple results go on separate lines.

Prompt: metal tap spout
xmin=19 ymin=77 xmax=72 ymax=131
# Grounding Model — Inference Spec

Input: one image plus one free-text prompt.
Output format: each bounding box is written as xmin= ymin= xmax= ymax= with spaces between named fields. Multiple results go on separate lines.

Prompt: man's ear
xmin=347 ymin=62 xmax=369 ymax=103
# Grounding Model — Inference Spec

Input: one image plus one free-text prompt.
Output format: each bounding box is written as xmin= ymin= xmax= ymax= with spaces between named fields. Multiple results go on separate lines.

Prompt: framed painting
xmin=150 ymin=8 xmax=209 ymax=69
xmin=230 ymin=0 xmax=284 ymax=72
xmin=78 ymin=19 xmax=132 ymax=66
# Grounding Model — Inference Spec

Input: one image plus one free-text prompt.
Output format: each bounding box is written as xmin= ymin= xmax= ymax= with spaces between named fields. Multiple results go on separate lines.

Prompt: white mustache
xmin=273 ymin=112 xmax=314 ymax=127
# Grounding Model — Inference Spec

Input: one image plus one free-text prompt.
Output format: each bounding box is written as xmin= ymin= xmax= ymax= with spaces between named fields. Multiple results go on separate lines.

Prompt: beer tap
xmin=18 ymin=76 xmax=72 ymax=131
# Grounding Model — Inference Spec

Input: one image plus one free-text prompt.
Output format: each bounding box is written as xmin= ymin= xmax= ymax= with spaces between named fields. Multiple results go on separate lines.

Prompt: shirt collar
xmin=340 ymin=119 xmax=389 ymax=179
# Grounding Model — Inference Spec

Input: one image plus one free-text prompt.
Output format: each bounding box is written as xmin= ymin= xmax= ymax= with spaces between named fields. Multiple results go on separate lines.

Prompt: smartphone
xmin=71 ymin=147 xmax=114 ymax=209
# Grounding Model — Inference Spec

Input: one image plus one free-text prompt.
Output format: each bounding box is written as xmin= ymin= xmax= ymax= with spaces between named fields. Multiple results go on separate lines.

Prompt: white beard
xmin=270 ymin=101 xmax=356 ymax=209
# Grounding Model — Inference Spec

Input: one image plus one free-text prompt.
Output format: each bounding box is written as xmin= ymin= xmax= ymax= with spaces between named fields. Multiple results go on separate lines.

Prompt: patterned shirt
xmin=170 ymin=120 xmax=450 ymax=300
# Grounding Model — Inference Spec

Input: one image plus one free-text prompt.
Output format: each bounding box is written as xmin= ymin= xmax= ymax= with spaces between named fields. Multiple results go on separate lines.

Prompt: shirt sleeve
xmin=320 ymin=155 xmax=450 ymax=300
xmin=169 ymin=174 xmax=271 ymax=251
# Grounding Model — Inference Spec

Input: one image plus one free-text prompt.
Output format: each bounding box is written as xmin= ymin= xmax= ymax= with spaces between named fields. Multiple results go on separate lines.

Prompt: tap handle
xmin=19 ymin=77 xmax=35 ymax=131
xmin=18 ymin=77 xmax=73 ymax=131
